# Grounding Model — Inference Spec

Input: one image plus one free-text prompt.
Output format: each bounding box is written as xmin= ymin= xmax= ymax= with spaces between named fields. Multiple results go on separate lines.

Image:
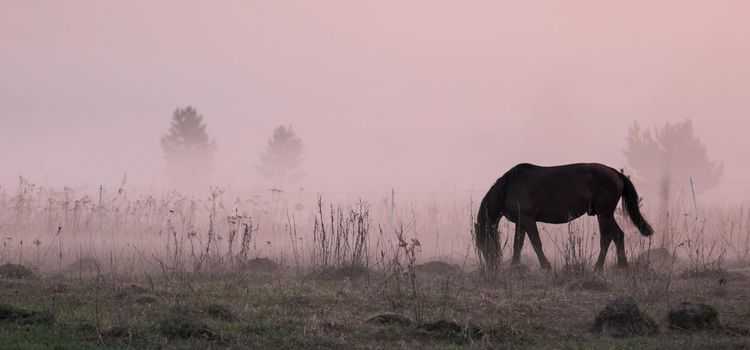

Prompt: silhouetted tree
xmin=161 ymin=107 xmax=216 ymax=188
xmin=257 ymin=125 xmax=305 ymax=188
xmin=623 ymin=119 xmax=723 ymax=194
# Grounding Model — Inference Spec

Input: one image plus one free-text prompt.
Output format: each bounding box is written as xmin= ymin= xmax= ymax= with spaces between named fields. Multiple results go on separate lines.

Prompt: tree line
xmin=160 ymin=106 xmax=304 ymax=190
xmin=160 ymin=106 xmax=723 ymax=197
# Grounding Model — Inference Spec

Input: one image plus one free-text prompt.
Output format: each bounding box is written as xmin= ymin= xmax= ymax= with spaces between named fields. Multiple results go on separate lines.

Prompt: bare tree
xmin=256 ymin=125 xmax=305 ymax=188
xmin=161 ymin=106 xmax=216 ymax=188
xmin=624 ymin=119 xmax=723 ymax=195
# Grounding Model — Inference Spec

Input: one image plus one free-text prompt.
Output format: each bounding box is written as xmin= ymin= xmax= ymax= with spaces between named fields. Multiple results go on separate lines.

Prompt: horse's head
xmin=475 ymin=181 xmax=505 ymax=270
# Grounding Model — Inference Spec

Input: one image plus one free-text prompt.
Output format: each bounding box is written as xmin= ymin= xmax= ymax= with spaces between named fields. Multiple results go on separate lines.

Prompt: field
xmin=1 ymin=180 xmax=750 ymax=349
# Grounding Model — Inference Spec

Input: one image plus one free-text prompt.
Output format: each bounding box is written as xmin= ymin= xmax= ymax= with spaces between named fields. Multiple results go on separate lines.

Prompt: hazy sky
xmin=1 ymin=1 xmax=749 ymax=200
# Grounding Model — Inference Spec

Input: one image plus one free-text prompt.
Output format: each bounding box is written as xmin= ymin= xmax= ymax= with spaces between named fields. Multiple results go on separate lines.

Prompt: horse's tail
xmin=617 ymin=172 xmax=654 ymax=237
xmin=475 ymin=181 xmax=504 ymax=269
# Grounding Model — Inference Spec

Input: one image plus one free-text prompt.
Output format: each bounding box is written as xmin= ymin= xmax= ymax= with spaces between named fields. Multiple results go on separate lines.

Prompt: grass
xmin=1 ymin=182 xmax=750 ymax=348
xmin=0 ymin=262 xmax=749 ymax=349
xmin=0 ymin=326 xmax=96 ymax=350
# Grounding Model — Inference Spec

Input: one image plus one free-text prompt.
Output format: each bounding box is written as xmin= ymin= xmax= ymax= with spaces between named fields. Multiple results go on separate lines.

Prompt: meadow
xmin=1 ymin=178 xmax=749 ymax=349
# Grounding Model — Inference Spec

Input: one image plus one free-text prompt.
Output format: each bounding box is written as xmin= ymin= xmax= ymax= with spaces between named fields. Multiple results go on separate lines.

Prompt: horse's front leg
xmin=524 ymin=220 xmax=552 ymax=270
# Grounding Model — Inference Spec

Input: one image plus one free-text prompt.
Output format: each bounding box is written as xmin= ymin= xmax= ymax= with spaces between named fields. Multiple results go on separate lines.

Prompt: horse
xmin=474 ymin=163 xmax=653 ymax=271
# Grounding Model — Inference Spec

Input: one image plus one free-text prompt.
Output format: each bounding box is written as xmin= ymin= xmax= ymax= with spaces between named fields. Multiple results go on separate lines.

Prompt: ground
xmin=1 ymin=262 xmax=749 ymax=349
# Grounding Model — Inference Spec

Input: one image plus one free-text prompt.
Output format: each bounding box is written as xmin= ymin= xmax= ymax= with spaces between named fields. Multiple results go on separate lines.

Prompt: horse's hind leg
xmin=611 ymin=219 xmax=628 ymax=268
xmin=594 ymin=223 xmax=612 ymax=271
xmin=524 ymin=221 xmax=551 ymax=270
xmin=596 ymin=214 xmax=627 ymax=270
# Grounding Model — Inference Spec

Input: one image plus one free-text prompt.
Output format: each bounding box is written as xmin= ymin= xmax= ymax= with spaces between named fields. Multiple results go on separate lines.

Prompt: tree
xmin=623 ymin=119 xmax=723 ymax=194
xmin=160 ymin=107 xmax=216 ymax=188
xmin=256 ymin=125 xmax=305 ymax=188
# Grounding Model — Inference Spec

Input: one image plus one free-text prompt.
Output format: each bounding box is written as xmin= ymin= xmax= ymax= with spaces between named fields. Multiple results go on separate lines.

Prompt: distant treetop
xmin=623 ymin=119 xmax=723 ymax=194
xmin=161 ymin=106 xmax=216 ymax=188
xmin=256 ymin=125 xmax=305 ymax=188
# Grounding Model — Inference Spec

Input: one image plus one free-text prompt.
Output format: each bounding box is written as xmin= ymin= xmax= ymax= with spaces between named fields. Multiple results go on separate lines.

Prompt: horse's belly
xmin=536 ymin=209 xmax=587 ymax=224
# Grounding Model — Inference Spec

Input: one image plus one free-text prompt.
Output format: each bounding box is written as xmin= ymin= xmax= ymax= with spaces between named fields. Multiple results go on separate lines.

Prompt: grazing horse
xmin=475 ymin=163 xmax=653 ymax=271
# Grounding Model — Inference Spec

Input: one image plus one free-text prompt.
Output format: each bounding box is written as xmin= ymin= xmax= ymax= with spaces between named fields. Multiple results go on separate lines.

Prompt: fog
xmin=2 ymin=1 xmax=749 ymax=202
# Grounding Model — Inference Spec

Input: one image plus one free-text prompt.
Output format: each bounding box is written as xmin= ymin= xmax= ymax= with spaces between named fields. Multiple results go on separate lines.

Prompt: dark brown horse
xmin=475 ymin=163 xmax=653 ymax=271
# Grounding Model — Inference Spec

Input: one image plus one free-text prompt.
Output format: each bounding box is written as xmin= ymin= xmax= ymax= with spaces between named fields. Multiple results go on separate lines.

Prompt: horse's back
xmin=504 ymin=163 xmax=615 ymax=184
xmin=501 ymin=163 xmax=623 ymax=223
xmin=508 ymin=162 xmax=614 ymax=174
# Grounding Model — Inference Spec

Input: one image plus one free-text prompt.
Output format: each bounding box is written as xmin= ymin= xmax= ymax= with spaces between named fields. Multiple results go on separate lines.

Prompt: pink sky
xmin=1 ymin=1 xmax=749 ymax=201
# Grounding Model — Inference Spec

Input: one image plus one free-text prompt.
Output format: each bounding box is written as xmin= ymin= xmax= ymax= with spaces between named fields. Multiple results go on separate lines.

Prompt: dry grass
xmin=1 ymin=181 xmax=750 ymax=348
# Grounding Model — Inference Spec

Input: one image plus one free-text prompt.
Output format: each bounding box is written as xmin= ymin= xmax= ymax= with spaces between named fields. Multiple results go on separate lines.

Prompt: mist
xmin=2 ymin=1 xmax=749 ymax=202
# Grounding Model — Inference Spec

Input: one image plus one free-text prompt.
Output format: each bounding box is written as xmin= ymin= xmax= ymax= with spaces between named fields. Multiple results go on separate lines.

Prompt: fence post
xmin=390 ymin=188 xmax=396 ymax=230
xmin=689 ymin=178 xmax=698 ymax=218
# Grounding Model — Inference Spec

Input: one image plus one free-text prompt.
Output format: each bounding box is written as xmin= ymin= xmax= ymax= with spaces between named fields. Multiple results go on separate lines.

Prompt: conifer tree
xmin=161 ymin=106 xmax=216 ymax=188
xmin=624 ymin=119 xmax=722 ymax=194
xmin=257 ymin=125 xmax=305 ymax=188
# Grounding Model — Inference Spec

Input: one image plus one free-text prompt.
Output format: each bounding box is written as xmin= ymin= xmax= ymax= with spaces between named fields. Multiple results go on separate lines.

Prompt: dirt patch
xmin=567 ymin=277 xmax=610 ymax=292
xmin=100 ymin=325 xmax=132 ymax=340
xmin=0 ymin=303 xmax=55 ymax=326
xmin=66 ymin=256 xmax=101 ymax=274
xmin=366 ymin=312 xmax=412 ymax=326
xmin=509 ymin=263 xmax=532 ymax=275
xmin=710 ymin=285 xmax=729 ymax=297
xmin=314 ymin=265 xmax=369 ymax=280
xmin=483 ymin=323 xmax=528 ymax=344
xmin=134 ymin=294 xmax=159 ymax=305
xmin=591 ymin=297 xmax=659 ymax=337
xmin=679 ymin=267 xmax=747 ymax=281
xmin=0 ymin=263 xmax=35 ymax=279
xmin=415 ymin=261 xmax=462 ymax=275
xmin=240 ymin=257 xmax=280 ymax=273
xmin=635 ymin=247 xmax=675 ymax=269
xmin=320 ymin=320 xmax=344 ymax=332
xmin=206 ymin=303 xmax=235 ymax=321
xmin=727 ymin=265 xmax=750 ymax=279
xmin=113 ymin=284 xmax=158 ymax=305
xmin=114 ymin=284 xmax=150 ymax=299
xmin=123 ymin=283 xmax=149 ymax=294
xmin=50 ymin=282 xmax=70 ymax=294
xmin=156 ymin=308 xmax=218 ymax=340
xmin=559 ymin=263 xmax=589 ymax=277
xmin=417 ymin=320 xmax=484 ymax=343
xmin=668 ymin=302 xmax=721 ymax=332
